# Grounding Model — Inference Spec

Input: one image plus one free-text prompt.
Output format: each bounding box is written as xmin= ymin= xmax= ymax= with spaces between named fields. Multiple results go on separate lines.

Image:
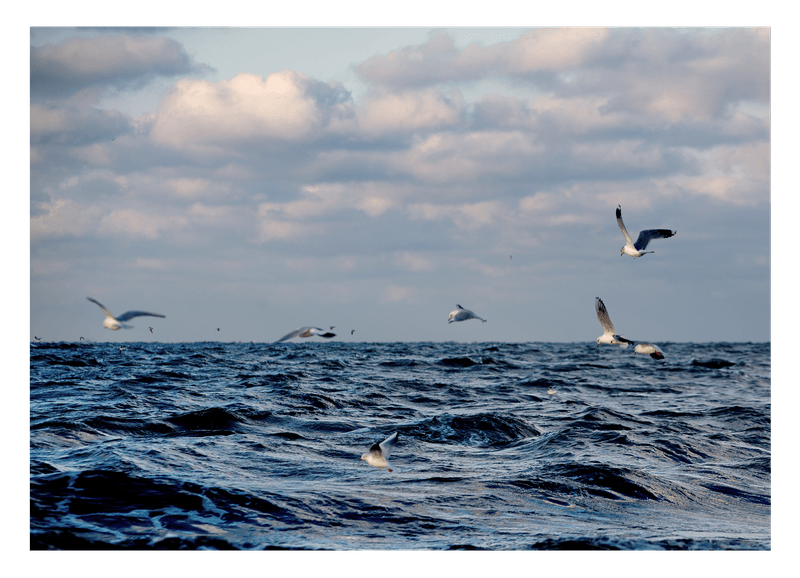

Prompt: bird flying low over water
xmin=634 ymin=343 xmax=665 ymax=360
xmin=360 ymin=432 xmax=399 ymax=472
xmin=616 ymin=204 xmax=676 ymax=258
xmin=595 ymin=297 xmax=633 ymax=348
xmin=448 ymin=304 xmax=487 ymax=324
xmin=273 ymin=326 xmax=336 ymax=343
xmin=87 ymin=297 xmax=165 ymax=330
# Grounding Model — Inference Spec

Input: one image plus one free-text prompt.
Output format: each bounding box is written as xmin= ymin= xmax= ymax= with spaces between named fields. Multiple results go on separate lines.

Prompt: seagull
xmin=329 ymin=326 xmax=336 ymax=330
xmin=448 ymin=304 xmax=487 ymax=324
xmin=634 ymin=343 xmax=665 ymax=360
xmin=148 ymin=327 xmax=154 ymax=333
xmin=34 ymin=336 xmax=42 ymax=342
xmin=87 ymin=297 xmax=165 ymax=330
xmin=273 ymin=326 xmax=336 ymax=343
xmin=351 ymin=329 xmax=355 ymax=335
xmin=616 ymin=205 xmax=676 ymax=258
xmin=360 ymin=432 xmax=399 ymax=472
xmin=595 ymin=297 xmax=633 ymax=348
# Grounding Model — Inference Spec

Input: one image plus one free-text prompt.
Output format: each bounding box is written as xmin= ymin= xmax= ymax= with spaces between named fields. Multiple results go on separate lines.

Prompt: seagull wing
xmin=275 ymin=327 xmax=336 ymax=343
xmin=634 ymin=229 xmax=676 ymax=251
xmin=378 ymin=432 xmax=399 ymax=459
xmin=86 ymin=297 xmax=113 ymax=317
xmin=308 ymin=327 xmax=336 ymax=339
xmin=616 ymin=205 xmax=634 ymax=247
xmin=116 ymin=310 xmax=166 ymax=322
xmin=274 ymin=327 xmax=306 ymax=343
xmin=595 ymin=297 xmax=616 ymax=334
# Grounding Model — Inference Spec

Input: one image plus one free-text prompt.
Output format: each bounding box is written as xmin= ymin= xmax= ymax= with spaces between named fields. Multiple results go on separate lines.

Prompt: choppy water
xmin=30 ymin=341 xmax=770 ymax=550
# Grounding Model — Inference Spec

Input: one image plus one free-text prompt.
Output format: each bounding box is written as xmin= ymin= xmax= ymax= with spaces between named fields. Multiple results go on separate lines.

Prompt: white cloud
xmin=355 ymin=89 xmax=465 ymax=136
xmin=30 ymin=199 xmax=102 ymax=239
xmin=150 ymin=71 xmax=345 ymax=151
xmin=97 ymin=208 xmax=187 ymax=239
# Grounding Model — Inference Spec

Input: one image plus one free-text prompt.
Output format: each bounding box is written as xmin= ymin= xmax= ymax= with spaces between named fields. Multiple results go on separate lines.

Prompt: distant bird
xmin=634 ymin=343 xmax=665 ymax=360
xmin=79 ymin=337 xmax=85 ymax=342
xmin=595 ymin=297 xmax=633 ymax=348
xmin=448 ymin=304 xmax=487 ymax=324
xmin=329 ymin=326 xmax=336 ymax=330
xmin=360 ymin=432 xmax=399 ymax=472
xmin=87 ymin=297 xmax=165 ymax=330
xmin=217 ymin=328 xmax=220 ymax=332
xmin=351 ymin=329 xmax=355 ymax=335
xmin=273 ymin=326 xmax=336 ymax=343
xmin=148 ymin=327 xmax=153 ymax=333
xmin=616 ymin=204 xmax=676 ymax=258
xmin=34 ymin=336 xmax=41 ymax=342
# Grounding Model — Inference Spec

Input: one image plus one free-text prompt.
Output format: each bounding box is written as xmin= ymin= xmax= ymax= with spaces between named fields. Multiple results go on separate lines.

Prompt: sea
xmin=30 ymin=341 xmax=770 ymax=551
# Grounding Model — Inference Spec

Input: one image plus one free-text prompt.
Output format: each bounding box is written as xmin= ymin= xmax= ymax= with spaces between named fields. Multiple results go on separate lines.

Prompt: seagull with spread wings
xmin=87 ymin=297 xmax=165 ymax=330
xmin=617 ymin=204 xmax=676 ymax=258
xmin=360 ymin=432 xmax=399 ymax=472
xmin=273 ymin=326 xmax=336 ymax=343
xmin=595 ymin=297 xmax=633 ymax=348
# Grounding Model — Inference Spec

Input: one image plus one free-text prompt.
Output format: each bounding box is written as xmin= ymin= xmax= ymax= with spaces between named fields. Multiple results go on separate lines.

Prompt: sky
xmin=29 ymin=25 xmax=773 ymax=344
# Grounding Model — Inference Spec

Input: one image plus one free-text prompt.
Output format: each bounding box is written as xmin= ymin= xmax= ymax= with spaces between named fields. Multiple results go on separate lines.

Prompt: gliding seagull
xmin=360 ymin=432 xmax=399 ymax=472
xmin=616 ymin=205 xmax=676 ymax=258
xmin=87 ymin=297 xmax=165 ymax=330
xmin=595 ymin=297 xmax=633 ymax=348
xmin=634 ymin=343 xmax=665 ymax=360
xmin=448 ymin=304 xmax=487 ymax=324
xmin=273 ymin=326 xmax=336 ymax=343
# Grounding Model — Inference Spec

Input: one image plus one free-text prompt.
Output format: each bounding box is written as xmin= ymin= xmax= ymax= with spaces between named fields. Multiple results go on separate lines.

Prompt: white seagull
xmin=87 ymin=297 xmax=165 ymax=330
xmin=360 ymin=432 xmax=399 ymax=472
xmin=273 ymin=326 xmax=336 ymax=343
xmin=595 ymin=297 xmax=633 ymax=348
xmin=616 ymin=205 xmax=676 ymax=258
xmin=634 ymin=343 xmax=665 ymax=360
xmin=448 ymin=304 xmax=487 ymax=324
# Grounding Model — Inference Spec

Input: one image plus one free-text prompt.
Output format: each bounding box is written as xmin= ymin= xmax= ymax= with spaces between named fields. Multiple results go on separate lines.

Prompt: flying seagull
xmin=595 ymin=297 xmax=633 ymax=348
xmin=360 ymin=432 xmax=399 ymax=472
xmin=148 ymin=327 xmax=153 ymax=333
xmin=273 ymin=326 xmax=336 ymax=343
xmin=87 ymin=297 xmax=165 ymax=330
xmin=351 ymin=329 xmax=355 ymax=335
xmin=616 ymin=205 xmax=676 ymax=258
xmin=448 ymin=304 xmax=487 ymax=324
xmin=634 ymin=343 xmax=665 ymax=360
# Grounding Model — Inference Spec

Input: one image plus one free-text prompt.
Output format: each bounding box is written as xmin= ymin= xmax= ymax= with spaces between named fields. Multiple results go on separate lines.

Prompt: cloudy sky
xmin=29 ymin=25 xmax=771 ymax=344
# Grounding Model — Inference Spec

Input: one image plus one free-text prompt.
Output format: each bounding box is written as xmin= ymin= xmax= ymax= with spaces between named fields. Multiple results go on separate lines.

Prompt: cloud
xmin=355 ymin=88 xmax=465 ymax=136
xmin=97 ymin=208 xmax=187 ymax=240
xmin=150 ymin=71 xmax=351 ymax=152
xmin=356 ymin=28 xmax=769 ymax=125
xmin=31 ymin=34 xmax=206 ymax=99
xmin=30 ymin=198 xmax=102 ymax=240
xmin=30 ymin=103 xmax=129 ymax=146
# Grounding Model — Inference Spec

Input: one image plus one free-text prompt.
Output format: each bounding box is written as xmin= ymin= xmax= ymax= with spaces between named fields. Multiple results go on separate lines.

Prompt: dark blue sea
xmin=30 ymin=341 xmax=770 ymax=550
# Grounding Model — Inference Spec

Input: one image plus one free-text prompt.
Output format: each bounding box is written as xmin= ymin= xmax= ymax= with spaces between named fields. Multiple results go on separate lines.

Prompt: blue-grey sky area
xmin=30 ymin=26 xmax=771 ymax=344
